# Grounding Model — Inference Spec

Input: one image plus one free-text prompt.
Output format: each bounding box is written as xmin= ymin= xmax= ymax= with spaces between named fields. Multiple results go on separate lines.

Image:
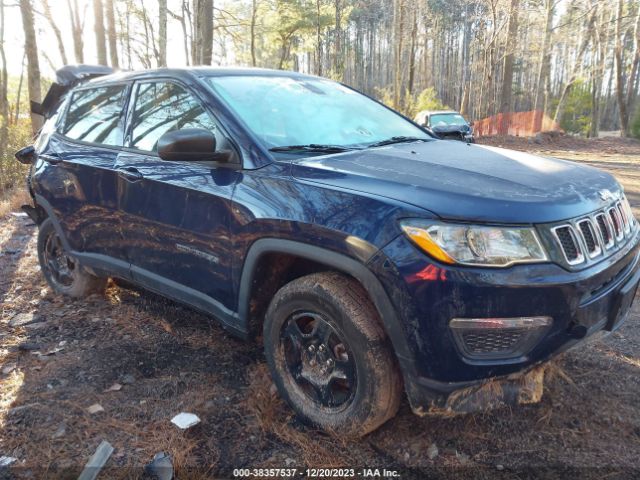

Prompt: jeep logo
xmin=599 ymin=189 xmax=615 ymax=201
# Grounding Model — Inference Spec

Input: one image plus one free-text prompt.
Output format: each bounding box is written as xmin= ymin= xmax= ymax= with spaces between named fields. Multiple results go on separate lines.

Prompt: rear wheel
xmin=37 ymin=218 xmax=106 ymax=297
xmin=263 ymin=272 xmax=402 ymax=437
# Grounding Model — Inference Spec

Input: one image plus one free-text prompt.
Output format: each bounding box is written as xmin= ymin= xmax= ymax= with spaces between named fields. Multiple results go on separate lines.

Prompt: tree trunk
xmin=624 ymin=5 xmax=640 ymax=135
xmin=315 ymin=0 xmax=322 ymax=75
xmin=392 ymin=0 xmax=403 ymax=109
xmin=251 ymin=0 xmax=258 ymax=67
xmin=93 ymin=0 xmax=107 ymax=65
xmin=407 ymin=6 xmax=417 ymax=97
xmin=14 ymin=52 xmax=25 ymax=124
xmin=554 ymin=3 xmax=598 ymax=124
xmin=68 ymin=0 xmax=84 ymax=63
xmin=500 ymin=0 xmax=520 ymax=134
xmin=105 ymin=0 xmax=119 ymax=68
xmin=19 ymin=0 xmax=42 ymax=133
xmin=533 ymin=0 xmax=555 ymax=121
xmin=192 ymin=0 xmax=213 ymax=65
xmin=201 ymin=0 xmax=213 ymax=65
xmin=0 ymin=0 xmax=9 ymax=161
xmin=590 ymin=5 xmax=614 ymax=138
xmin=158 ymin=0 xmax=167 ymax=67
xmin=333 ymin=0 xmax=342 ymax=78
xmin=42 ymin=0 xmax=68 ymax=65
xmin=614 ymin=0 xmax=628 ymax=135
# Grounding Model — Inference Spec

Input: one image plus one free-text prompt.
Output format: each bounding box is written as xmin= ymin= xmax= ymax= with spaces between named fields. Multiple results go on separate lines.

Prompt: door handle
xmin=39 ymin=153 xmax=63 ymax=165
xmin=117 ymin=166 xmax=144 ymax=182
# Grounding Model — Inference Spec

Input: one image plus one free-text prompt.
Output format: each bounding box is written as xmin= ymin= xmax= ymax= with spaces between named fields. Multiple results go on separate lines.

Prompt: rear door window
xmin=62 ymin=85 xmax=128 ymax=146
xmin=129 ymin=81 xmax=218 ymax=153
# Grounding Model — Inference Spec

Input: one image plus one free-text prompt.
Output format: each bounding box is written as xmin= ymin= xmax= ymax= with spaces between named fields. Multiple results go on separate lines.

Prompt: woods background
xmin=1 ymin=0 xmax=640 ymax=196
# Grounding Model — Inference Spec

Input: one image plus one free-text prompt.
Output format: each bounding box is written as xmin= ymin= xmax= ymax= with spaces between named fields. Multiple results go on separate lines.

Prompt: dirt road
xmin=1 ymin=140 xmax=639 ymax=478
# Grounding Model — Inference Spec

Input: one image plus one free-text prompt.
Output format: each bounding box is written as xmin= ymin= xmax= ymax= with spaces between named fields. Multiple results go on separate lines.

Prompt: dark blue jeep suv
xmin=16 ymin=65 xmax=640 ymax=437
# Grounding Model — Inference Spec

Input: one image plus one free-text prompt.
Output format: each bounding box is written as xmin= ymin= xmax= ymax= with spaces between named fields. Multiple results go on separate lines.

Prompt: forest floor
xmin=1 ymin=136 xmax=640 ymax=479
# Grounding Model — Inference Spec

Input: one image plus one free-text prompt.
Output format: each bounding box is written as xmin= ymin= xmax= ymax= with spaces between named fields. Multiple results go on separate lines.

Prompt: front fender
xmin=236 ymin=238 xmax=416 ymax=377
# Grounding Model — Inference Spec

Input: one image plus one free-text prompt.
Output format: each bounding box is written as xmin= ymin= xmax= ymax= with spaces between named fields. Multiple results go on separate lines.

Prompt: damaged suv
xmin=17 ymin=66 xmax=640 ymax=437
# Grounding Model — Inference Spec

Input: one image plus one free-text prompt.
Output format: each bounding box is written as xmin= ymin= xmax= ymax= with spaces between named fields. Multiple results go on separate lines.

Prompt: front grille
xmin=551 ymin=197 xmax=637 ymax=267
xmin=461 ymin=330 xmax=525 ymax=354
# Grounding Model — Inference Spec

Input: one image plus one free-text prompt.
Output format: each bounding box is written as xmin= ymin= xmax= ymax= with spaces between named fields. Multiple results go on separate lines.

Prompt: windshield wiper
xmin=269 ymin=144 xmax=359 ymax=153
xmin=366 ymin=136 xmax=430 ymax=148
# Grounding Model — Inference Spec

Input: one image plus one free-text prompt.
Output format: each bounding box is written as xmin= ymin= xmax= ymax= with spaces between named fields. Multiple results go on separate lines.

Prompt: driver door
xmin=115 ymin=80 xmax=240 ymax=313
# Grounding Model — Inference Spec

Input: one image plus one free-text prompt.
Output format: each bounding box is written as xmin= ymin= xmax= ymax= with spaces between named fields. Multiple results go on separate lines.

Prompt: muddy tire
xmin=263 ymin=272 xmax=402 ymax=437
xmin=37 ymin=218 xmax=106 ymax=297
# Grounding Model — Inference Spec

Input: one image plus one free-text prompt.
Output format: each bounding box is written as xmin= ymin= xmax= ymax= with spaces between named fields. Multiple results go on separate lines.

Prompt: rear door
xmin=37 ymin=83 xmax=131 ymax=277
xmin=115 ymin=80 xmax=240 ymax=314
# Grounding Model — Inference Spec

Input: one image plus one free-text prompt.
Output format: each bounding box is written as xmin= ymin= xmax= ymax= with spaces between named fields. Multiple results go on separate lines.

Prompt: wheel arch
xmin=237 ymin=239 xmax=415 ymax=374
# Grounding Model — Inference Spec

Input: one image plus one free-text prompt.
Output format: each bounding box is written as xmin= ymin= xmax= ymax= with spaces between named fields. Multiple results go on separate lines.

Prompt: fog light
xmin=449 ymin=316 xmax=553 ymax=361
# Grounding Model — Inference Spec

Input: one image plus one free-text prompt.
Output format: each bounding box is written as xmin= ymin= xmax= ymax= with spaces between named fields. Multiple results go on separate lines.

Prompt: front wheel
xmin=37 ymin=218 xmax=106 ymax=297
xmin=263 ymin=272 xmax=402 ymax=437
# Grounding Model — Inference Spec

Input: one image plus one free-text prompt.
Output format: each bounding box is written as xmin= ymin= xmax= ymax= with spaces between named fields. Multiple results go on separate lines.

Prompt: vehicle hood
xmin=431 ymin=124 xmax=471 ymax=134
xmin=290 ymin=141 xmax=621 ymax=224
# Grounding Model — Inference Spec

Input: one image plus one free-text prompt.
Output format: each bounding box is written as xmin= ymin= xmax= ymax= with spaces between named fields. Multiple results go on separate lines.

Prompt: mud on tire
xmin=37 ymin=218 xmax=107 ymax=297
xmin=263 ymin=272 xmax=403 ymax=437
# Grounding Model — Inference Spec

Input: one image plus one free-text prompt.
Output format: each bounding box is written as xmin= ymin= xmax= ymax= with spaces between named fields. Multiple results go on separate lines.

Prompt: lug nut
xmin=326 ymin=359 xmax=334 ymax=367
xmin=308 ymin=345 xmax=315 ymax=353
xmin=318 ymin=345 xmax=325 ymax=352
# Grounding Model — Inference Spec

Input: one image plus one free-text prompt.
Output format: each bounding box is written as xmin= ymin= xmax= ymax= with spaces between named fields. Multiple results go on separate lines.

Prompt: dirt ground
xmin=1 ymin=136 xmax=640 ymax=479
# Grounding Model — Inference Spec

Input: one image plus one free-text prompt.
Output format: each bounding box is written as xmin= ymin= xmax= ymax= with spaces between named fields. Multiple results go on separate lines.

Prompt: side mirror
xmin=15 ymin=145 xmax=36 ymax=165
xmin=158 ymin=128 xmax=227 ymax=162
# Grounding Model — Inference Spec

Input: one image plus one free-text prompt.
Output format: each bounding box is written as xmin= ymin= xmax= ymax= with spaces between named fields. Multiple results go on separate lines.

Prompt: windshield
xmin=204 ymin=75 xmax=429 ymax=150
xmin=429 ymin=113 xmax=468 ymax=127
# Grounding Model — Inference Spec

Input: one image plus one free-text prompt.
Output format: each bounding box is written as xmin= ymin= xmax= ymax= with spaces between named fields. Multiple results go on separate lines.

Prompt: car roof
xmin=83 ymin=66 xmax=321 ymax=87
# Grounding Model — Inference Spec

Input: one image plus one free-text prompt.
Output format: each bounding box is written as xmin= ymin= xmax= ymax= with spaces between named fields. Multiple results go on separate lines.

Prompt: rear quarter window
xmin=61 ymin=85 xmax=128 ymax=146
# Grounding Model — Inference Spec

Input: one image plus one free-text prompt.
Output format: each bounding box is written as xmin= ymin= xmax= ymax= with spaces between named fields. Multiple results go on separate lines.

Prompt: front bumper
xmin=370 ymin=227 xmax=640 ymax=414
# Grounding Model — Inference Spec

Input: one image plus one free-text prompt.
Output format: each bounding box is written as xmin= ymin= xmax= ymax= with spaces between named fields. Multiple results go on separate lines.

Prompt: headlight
xmin=400 ymin=221 xmax=548 ymax=267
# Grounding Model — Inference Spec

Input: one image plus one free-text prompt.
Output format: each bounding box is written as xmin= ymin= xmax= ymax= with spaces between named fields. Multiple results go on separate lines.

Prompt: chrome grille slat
xmin=617 ymin=201 xmax=631 ymax=234
xmin=551 ymin=225 xmax=584 ymax=265
xmin=595 ymin=213 xmax=614 ymax=249
xmin=608 ymin=207 xmax=624 ymax=241
xmin=577 ymin=219 xmax=601 ymax=258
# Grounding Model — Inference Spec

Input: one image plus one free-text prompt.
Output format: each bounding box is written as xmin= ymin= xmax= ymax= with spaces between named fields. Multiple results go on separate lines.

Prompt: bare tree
xmin=251 ymin=0 xmax=260 ymax=67
xmin=533 ymin=0 xmax=557 ymax=117
xmin=614 ymin=0 xmax=629 ymax=135
xmin=105 ymin=0 xmax=119 ymax=68
xmin=41 ymin=0 xmax=68 ymax=65
xmin=333 ymin=0 xmax=342 ymax=77
xmin=94 ymin=0 xmax=107 ymax=65
xmin=554 ymin=2 xmax=598 ymax=124
xmin=201 ymin=0 xmax=213 ymax=65
xmin=624 ymin=5 xmax=640 ymax=136
xmin=169 ymin=2 xmax=191 ymax=66
xmin=67 ymin=0 xmax=85 ymax=63
xmin=159 ymin=0 xmax=168 ymax=67
xmin=392 ymin=0 xmax=404 ymax=108
xmin=0 ymin=0 xmax=9 ymax=156
xmin=19 ymin=0 xmax=42 ymax=132
xmin=499 ymin=0 xmax=519 ymax=133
